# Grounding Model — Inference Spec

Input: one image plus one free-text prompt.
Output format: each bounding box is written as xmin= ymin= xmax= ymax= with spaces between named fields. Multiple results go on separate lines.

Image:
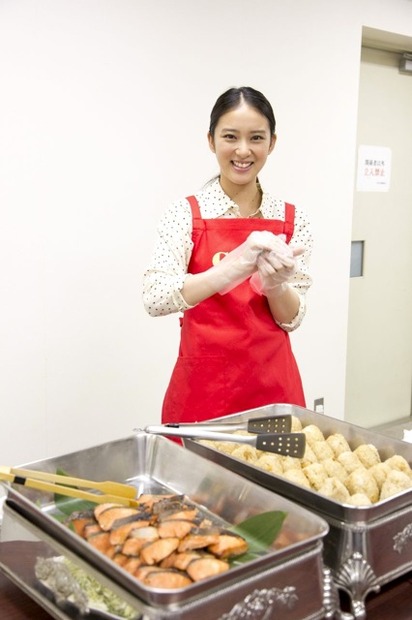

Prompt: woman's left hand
xmin=249 ymin=235 xmax=304 ymax=297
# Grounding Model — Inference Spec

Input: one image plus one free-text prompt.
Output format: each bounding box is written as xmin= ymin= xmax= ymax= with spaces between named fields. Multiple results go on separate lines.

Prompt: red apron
xmin=161 ymin=195 xmax=305 ymax=424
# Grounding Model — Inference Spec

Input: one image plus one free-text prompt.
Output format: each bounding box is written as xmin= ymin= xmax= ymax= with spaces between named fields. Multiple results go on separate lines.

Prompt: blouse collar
xmin=201 ymin=177 xmax=270 ymax=218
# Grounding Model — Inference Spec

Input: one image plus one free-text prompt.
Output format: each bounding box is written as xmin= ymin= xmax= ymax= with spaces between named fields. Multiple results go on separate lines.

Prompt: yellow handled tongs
xmin=0 ymin=466 xmax=139 ymax=507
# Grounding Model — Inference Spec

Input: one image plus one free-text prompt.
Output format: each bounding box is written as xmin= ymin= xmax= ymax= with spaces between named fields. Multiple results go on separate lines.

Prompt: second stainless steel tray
xmin=183 ymin=403 xmax=412 ymax=618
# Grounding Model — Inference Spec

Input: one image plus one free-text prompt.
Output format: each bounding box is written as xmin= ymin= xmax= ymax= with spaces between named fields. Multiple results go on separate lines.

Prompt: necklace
xmin=245 ymin=204 xmax=262 ymax=218
xmin=237 ymin=187 xmax=262 ymax=218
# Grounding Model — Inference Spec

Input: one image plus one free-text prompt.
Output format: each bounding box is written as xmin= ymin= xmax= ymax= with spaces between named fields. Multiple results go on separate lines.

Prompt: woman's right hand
xmin=212 ymin=230 xmax=284 ymax=294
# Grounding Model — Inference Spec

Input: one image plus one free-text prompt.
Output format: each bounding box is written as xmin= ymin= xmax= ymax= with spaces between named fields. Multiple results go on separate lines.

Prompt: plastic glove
xmin=205 ymin=230 xmax=284 ymax=295
xmin=250 ymin=235 xmax=304 ymax=297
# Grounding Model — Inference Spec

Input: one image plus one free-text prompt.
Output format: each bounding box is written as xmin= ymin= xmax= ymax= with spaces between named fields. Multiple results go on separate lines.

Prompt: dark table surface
xmin=0 ymin=541 xmax=411 ymax=619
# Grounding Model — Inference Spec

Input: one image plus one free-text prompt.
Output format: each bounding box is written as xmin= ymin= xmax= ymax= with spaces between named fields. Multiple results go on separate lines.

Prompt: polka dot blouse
xmin=143 ymin=178 xmax=313 ymax=332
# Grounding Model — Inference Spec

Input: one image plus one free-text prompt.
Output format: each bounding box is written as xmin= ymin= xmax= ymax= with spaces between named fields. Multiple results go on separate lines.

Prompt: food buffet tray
xmin=183 ymin=404 xmax=412 ymax=618
xmin=0 ymin=433 xmax=331 ymax=620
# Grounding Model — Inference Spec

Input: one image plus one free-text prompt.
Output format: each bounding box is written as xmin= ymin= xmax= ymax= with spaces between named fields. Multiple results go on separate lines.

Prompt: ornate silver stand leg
xmin=323 ymin=567 xmax=354 ymax=620
xmin=333 ymin=552 xmax=380 ymax=619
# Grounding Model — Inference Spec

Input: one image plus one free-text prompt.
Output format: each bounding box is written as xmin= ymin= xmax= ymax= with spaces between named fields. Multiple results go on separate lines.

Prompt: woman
xmin=143 ymin=86 xmax=313 ymax=424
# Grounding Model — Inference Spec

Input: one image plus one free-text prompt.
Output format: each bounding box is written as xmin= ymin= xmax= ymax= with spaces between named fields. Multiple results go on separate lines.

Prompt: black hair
xmin=209 ymin=86 xmax=276 ymax=137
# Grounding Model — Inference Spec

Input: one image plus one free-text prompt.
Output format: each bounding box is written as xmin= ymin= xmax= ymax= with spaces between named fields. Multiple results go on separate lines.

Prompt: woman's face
xmin=208 ymin=102 xmax=276 ymax=190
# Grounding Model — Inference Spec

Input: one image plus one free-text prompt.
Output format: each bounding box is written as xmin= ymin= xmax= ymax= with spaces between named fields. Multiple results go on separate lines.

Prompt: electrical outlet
xmin=314 ymin=398 xmax=324 ymax=413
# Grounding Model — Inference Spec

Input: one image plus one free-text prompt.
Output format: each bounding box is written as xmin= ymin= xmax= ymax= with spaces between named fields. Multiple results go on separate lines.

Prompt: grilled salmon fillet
xmin=65 ymin=492 xmax=249 ymax=590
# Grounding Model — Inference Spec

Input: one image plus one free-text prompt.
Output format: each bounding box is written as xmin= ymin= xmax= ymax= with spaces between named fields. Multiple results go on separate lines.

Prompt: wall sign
xmin=356 ymin=145 xmax=391 ymax=192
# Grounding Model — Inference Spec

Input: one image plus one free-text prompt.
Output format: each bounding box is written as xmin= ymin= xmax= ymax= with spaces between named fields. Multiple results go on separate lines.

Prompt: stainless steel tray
xmin=0 ymin=432 xmax=332 ymax=620
xmin=183 ymin=404 xmax=412 ymax=618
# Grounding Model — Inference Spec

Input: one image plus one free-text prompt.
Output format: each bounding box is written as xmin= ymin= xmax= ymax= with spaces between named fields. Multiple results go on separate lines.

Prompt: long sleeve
xmin=143 ymin=199 xmax=194 ymax=316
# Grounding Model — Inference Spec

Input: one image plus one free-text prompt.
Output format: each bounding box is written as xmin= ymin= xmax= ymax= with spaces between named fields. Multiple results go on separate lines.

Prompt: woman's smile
xmin=232 ymin=160 xmax=253 ymax=170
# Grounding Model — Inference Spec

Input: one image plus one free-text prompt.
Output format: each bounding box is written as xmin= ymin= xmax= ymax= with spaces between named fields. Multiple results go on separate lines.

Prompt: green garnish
xmin=229 ymin=510 xmax=287 ymax=564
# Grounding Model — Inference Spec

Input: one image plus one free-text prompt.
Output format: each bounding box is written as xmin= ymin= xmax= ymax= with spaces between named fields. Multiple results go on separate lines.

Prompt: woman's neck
xmin=219 ymin=178 xmax=262 ymax=217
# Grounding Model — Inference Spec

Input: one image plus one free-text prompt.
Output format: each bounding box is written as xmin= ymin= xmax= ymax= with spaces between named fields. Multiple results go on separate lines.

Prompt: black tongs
xmin=144 ymin=415 xmax=306 ymax=458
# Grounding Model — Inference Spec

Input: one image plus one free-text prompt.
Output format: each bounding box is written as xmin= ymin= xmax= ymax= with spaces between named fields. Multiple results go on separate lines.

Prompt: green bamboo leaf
xmin=54 ymin=468 xmax=97 ymax=516
xmin=229 ymin=510 xmax=287 ymax=564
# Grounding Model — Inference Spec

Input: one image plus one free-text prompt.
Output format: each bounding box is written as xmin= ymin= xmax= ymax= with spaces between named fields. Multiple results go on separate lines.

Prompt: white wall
xmin=1 ymin=0 xmax=412 ymax=464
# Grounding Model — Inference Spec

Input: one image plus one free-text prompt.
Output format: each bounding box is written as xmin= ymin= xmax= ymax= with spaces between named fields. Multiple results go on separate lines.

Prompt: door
xmin=345 ymin=46 xmax=412 ymax=428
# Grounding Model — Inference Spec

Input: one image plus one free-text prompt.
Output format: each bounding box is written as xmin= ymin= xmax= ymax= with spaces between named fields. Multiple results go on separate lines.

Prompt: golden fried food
xmin=291 ymin=416 xmax=303 ymax=431
xmin=384 ymin=455 xmax=412 ymax=476
xmin=255 ymin=453 xmax=283 ymax=475
xmin=318 ymin=477 xmax=350 ymax=502
xmin=326 ymin=433 xmax=351 ymax=457
xmin=311 ymin=440 xmax=335 ymax=462
xmin=380 ymin=470 xmax=412 ymax=500
xmin=230 ymin=445 xmax=259 ymax=463
xmin=200 ymin=418 xmax=412 ymax=506
xmin=322 ymin=458 xmax=348 ymax=484
xmin=347 ymin=493 xmax=372 ymax=506
xmin=345 ymin=467 xmax=379 ymax=503
xmin=302 ymin=424 xmax=325 ymax=445
xmin=199 ymin=439 xmax=238 ymax=455
xmin=337 ymin=451 xmax=363 ymax=474
xmin=281 ymin=455 xmax=302 ymax=471
xmin=283 ymin=468 xmax=311 ymax=489
xmin=303 ymin=463 xmax=327 ymax=491
xmin=300 ymin=443 xmax=318 ymax=468
xmin=353 ymin=444 xmax=381 ymax=468
xmin=369 ymin=462 xmax=391 ymax=489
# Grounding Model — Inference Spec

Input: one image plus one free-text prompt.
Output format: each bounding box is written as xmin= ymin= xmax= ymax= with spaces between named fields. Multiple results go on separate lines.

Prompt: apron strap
xmin=186 ymin=195 xmax=206 ymax=245
xmin=186 ymin=195 xmax=202 ymax=220
xmin=284 ymin=203 xmax=295 ymax=243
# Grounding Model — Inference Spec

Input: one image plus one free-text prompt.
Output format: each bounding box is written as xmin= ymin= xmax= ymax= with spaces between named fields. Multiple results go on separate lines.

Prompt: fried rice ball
xmin=281 ymin=455 xmax=302 ymax=471
xmin=345 ymin=467 xmax=380 ymax=503
xmin=302 ymin=424 xmax=325 ymax=446
xmin=303 ymin=462 xmax=328 ymax=491
xmin=384 ymin=455 xmax=412 ymax=476
xmin=230 ymin=445 xmax=259 ymax=463
xmin=380 ymin=469 xmax=412 ymax=500
xmin=326 ymin=433 xmax=351 ymax=457
xmin=322 ymin=458 xmax=348 ymax=484
xmin=300 ymin=444 xmax=318 ymax=468
xmin=353 ymin=444 xmax=381 ymax=469
xmin=199 ymin=439 xmax=239 ymax=455
xmin=255 ymin=453 xmax=283 ymax=475
xmin=337 ymin=450 xmax=363 ymax=474
xmin=282 ymin=468 xmax=311 ymax=489
xmin=318 ymin=477 xmax=350 ymax=502
xmin=311 ymin=440 xmax=335 ymax=462
xmin=347 ymin=493 xmax=372 ymax=507
xmin=369 ymin=462 xmax=391 ymax=489
xmin=291 ymin=416 xmax=303 ymax=432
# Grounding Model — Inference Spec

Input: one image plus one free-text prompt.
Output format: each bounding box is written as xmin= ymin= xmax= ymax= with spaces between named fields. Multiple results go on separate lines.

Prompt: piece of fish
xmin=143 ymin=568 xmax=193 ymax=589
xmin=186 ymin=556 xmax=229 ymax=581
xmin=178 ymin=528 xmax=221 ymax=552
xmin=86 ymin=531 xmax=116 ymax=558
xmin=208 ymin=531 xmax=249 ymax=558
xmin=122 ymin=557 xmax=143 ymax=575
xmin=157 ymin=518 xmax=194 ymax=539
xmin=140 ymin=537 xmax=180 ymax=565
xmin=95 ymin=506 xmax=140 ymax=531
xmin=122 ymin=526 xmax=159 ymax=556
xmin=109 ymin=519 xmax=151 ymax=546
